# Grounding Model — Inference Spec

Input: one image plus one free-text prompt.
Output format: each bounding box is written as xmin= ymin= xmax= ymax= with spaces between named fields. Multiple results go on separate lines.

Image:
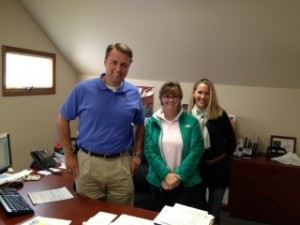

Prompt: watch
xmin=133 ymin=152 xmax=142 ymax=158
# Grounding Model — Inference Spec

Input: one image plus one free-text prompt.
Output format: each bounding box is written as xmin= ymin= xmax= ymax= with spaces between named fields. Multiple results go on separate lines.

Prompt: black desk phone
xmin=266 ymin=146 xmax=287 ymax=158
xmin=30 ymin=149 xmax=56 ymax=170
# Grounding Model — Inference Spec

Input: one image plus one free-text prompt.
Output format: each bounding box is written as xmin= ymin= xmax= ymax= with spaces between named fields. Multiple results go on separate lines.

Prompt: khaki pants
xmin=76 ymin=150 xmax=134 ymax=206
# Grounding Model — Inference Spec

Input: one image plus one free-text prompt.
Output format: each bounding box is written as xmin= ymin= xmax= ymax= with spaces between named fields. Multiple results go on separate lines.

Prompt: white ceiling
xmin=19 ymin=0 xmax=300 ymax=89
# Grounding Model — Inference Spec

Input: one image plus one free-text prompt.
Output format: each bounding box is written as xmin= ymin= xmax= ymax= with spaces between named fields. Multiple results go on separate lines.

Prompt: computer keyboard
xmin=0 ymin=186 xmax=34 ymax=216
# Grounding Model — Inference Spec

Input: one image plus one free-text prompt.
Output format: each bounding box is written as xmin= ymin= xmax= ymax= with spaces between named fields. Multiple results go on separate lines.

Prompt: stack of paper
xmin=153 ymin=203 xmax=214 ymax=225
xmin=20 ymin=216 xmax=71 ymax=225
xmin=0 ymin=169 xmax=32 ymax=185
xmin=271 ymin=152 xmax=300 ymax=166
xmin=110 ymin=214 xmax=153 ymax=225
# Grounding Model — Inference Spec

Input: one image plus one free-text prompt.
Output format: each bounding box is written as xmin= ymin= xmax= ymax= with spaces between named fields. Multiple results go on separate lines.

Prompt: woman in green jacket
xmin=144 ymin=81 xmax=205 ymax=211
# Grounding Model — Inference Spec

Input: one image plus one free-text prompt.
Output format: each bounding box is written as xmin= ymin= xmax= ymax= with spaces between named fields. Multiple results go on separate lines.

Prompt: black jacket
xmin=200 ymin=111 xmax=237 ymax=188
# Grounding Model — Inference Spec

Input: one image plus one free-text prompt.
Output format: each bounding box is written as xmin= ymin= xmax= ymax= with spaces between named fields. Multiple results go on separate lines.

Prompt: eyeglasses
xmin=162 ymin=95 xmax=180 ymax=100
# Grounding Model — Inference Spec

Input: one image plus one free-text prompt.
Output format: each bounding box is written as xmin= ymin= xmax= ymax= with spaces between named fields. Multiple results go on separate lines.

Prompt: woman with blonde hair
xmin=188 ymin=78 xmax=236 ymax=225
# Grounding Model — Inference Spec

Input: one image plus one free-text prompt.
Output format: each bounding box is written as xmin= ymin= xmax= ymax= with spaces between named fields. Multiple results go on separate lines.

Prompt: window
xmin=2 ymin=45 xmax=56 ymax=96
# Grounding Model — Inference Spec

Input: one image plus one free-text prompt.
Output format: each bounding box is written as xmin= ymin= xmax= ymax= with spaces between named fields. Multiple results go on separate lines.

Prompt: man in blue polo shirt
xmin=57 ymin=43 xmax=145 ymax=206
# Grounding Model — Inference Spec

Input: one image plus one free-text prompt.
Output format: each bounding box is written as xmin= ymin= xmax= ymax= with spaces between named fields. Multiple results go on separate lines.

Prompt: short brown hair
xmin=159 ymin=81 xmax=183 ymax=105
xmin=105 ymin=43 xmax=133 ymax=62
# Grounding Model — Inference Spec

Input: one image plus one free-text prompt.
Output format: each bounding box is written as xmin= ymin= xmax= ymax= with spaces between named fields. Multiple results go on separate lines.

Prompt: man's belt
xmin=81 ymin=147 xmax=127 ymax=158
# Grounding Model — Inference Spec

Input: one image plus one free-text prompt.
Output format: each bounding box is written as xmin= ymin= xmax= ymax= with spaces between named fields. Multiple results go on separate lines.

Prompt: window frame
xmin=2 ymin=45 xmax=56 ymax=96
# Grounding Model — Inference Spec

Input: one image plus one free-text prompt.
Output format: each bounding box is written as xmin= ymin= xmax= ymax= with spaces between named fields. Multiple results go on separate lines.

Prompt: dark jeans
xmin=149 ymin=183 xmax=200 ymax=212
xmin=194 ymin=183 xmax=226 ymax=224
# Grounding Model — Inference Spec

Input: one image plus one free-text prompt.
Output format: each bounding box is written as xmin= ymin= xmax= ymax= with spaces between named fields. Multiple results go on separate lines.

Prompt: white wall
xmin=0 ymin=0 xmax=78 ymax=171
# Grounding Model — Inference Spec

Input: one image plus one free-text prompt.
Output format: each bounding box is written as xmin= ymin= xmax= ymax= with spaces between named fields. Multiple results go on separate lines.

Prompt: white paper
xmin=271 ymin=152 xmax=300 ymax=166
xmin=110 ymin=214 xmax=153 ymax=225
xmin=59 ymin=162 xmax=66 ymax=169
xmin=82 ymin=211 xmax=117 ymax=225
xmin=49 ymin=167 xmax=62 ymax=173
xmin=0 ymin=169 xmax=32 ymax=185
xmin=19 ymin=216 xmax=71 ymax=225
xmin=28 ymin=186 xmax=74 ymax=204
xmin=153 ymin=204 xmax=214 ymax=225
xmin=38 ymin=170 xmax=52 ymax=175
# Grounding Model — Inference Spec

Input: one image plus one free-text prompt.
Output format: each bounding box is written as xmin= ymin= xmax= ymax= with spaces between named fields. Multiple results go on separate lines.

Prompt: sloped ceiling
xmin=19 ymin=0 xmax=300 ymax=89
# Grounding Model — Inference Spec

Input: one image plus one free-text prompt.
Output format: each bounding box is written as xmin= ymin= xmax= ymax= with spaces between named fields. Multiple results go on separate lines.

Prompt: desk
xmin=228 ymin=155 xmax=300 ymax=225
xmin=0 ymin=170 xmax=158 ymax=225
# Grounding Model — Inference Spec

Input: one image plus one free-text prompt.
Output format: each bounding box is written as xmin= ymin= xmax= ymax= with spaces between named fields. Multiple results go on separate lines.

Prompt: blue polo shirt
xmin=60 ymin=74 xmax=145 ymax=154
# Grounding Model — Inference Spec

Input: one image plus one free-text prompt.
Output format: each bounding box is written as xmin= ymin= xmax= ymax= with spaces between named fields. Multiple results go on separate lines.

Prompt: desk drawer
xmin=229 ymin=156 xmax=300 ymax=224
xmin=229 ymin=191 xmax=273 ymax=223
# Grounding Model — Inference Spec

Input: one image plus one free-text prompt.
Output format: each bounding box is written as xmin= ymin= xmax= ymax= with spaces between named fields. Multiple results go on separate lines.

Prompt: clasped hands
xmin=162 ymin=173 xmax=181 ymax=191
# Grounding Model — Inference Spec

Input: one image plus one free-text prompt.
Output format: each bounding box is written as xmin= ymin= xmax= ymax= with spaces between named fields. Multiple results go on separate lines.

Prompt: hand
xmin=163 ymin=173 xmax=181 ymax=190
xmin=65 ymin=153 xmax=79 ymax=179
xmin=130 ymin=156 xmax=141 ymax=176
xmin=162 ymin=180 xmax=180 ymax=191
xmin=162 ymin=181 xmax=172 ymax=190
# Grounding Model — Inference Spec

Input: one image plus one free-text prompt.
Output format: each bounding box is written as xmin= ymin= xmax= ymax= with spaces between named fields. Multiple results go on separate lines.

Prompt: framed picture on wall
xmin=138 ymin=86 xmax=154 ymax=118
xmin=181 ymin=104 xmax=188 ymax=113
xmin=270 ymin=135 xmax=296 ymax=153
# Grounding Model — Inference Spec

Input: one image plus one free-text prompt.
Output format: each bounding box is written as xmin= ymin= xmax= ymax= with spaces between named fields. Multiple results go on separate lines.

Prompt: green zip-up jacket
xmin=145 ymin=111 xmax=204 ymax=188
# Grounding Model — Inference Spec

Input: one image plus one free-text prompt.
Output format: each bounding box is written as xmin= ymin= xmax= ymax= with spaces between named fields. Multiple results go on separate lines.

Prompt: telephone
xmin=30 ymin=149 xmax=56 ymax=170
xmin=266 ymin=146 xmax=287 ymax=158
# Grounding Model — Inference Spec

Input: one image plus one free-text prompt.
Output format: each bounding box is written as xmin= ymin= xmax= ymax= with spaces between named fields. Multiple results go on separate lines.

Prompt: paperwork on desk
xmin=153 ymin=203 xmax=214 ymax=225
xmin=83 ymin=204 xmax=213 ymax=225
xmin=271 ymin=152 xmax=300 ymax=166
xmin=0 ymin=169 xmax=32 ymax=185
xmin=83 ymin=212 xmax=152 ymax=225
xmin=20 ymin=216 xmax=71 ymax=225
xmin=110 ymin=214 xmax=153 ymax=225
xmin=82 ymin=212 xmax=117 ymax=225
xmin=28 ymin=186 xmax=74 ymax=204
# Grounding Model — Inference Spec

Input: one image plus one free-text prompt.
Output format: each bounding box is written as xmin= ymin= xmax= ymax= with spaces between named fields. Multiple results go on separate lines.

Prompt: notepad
xmin=28 ymin=187 xmax=74 ymax=204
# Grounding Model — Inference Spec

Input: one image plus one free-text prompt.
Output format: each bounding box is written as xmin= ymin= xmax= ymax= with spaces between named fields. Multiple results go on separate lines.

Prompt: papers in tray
xmin=153 ymin=203 xmax=214 ymax=225
xmin=271 ymin=152 xmax=300 ymax=166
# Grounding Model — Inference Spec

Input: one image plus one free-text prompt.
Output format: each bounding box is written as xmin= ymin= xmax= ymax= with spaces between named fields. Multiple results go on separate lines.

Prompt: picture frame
xmin=228 ymin=114 xmax=237 ymax=132
xmin=270 ymin=135 xmax=296 ymax=153
xmin=138 ymin=86 xmax=154 ymax=118
xmin=181 ymin=104 xmax=189 ymax=113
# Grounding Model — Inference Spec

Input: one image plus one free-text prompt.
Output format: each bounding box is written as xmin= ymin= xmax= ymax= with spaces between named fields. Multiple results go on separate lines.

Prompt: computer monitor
xmin=0 ymin=133 xmax=12 ymax=174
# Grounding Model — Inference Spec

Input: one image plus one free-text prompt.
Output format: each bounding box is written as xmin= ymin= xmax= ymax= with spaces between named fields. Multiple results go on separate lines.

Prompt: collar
xmin=156 ymin=108 xmax=183 ymax=122
xmin=99 ymin=73 xmax=126 ymax=93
